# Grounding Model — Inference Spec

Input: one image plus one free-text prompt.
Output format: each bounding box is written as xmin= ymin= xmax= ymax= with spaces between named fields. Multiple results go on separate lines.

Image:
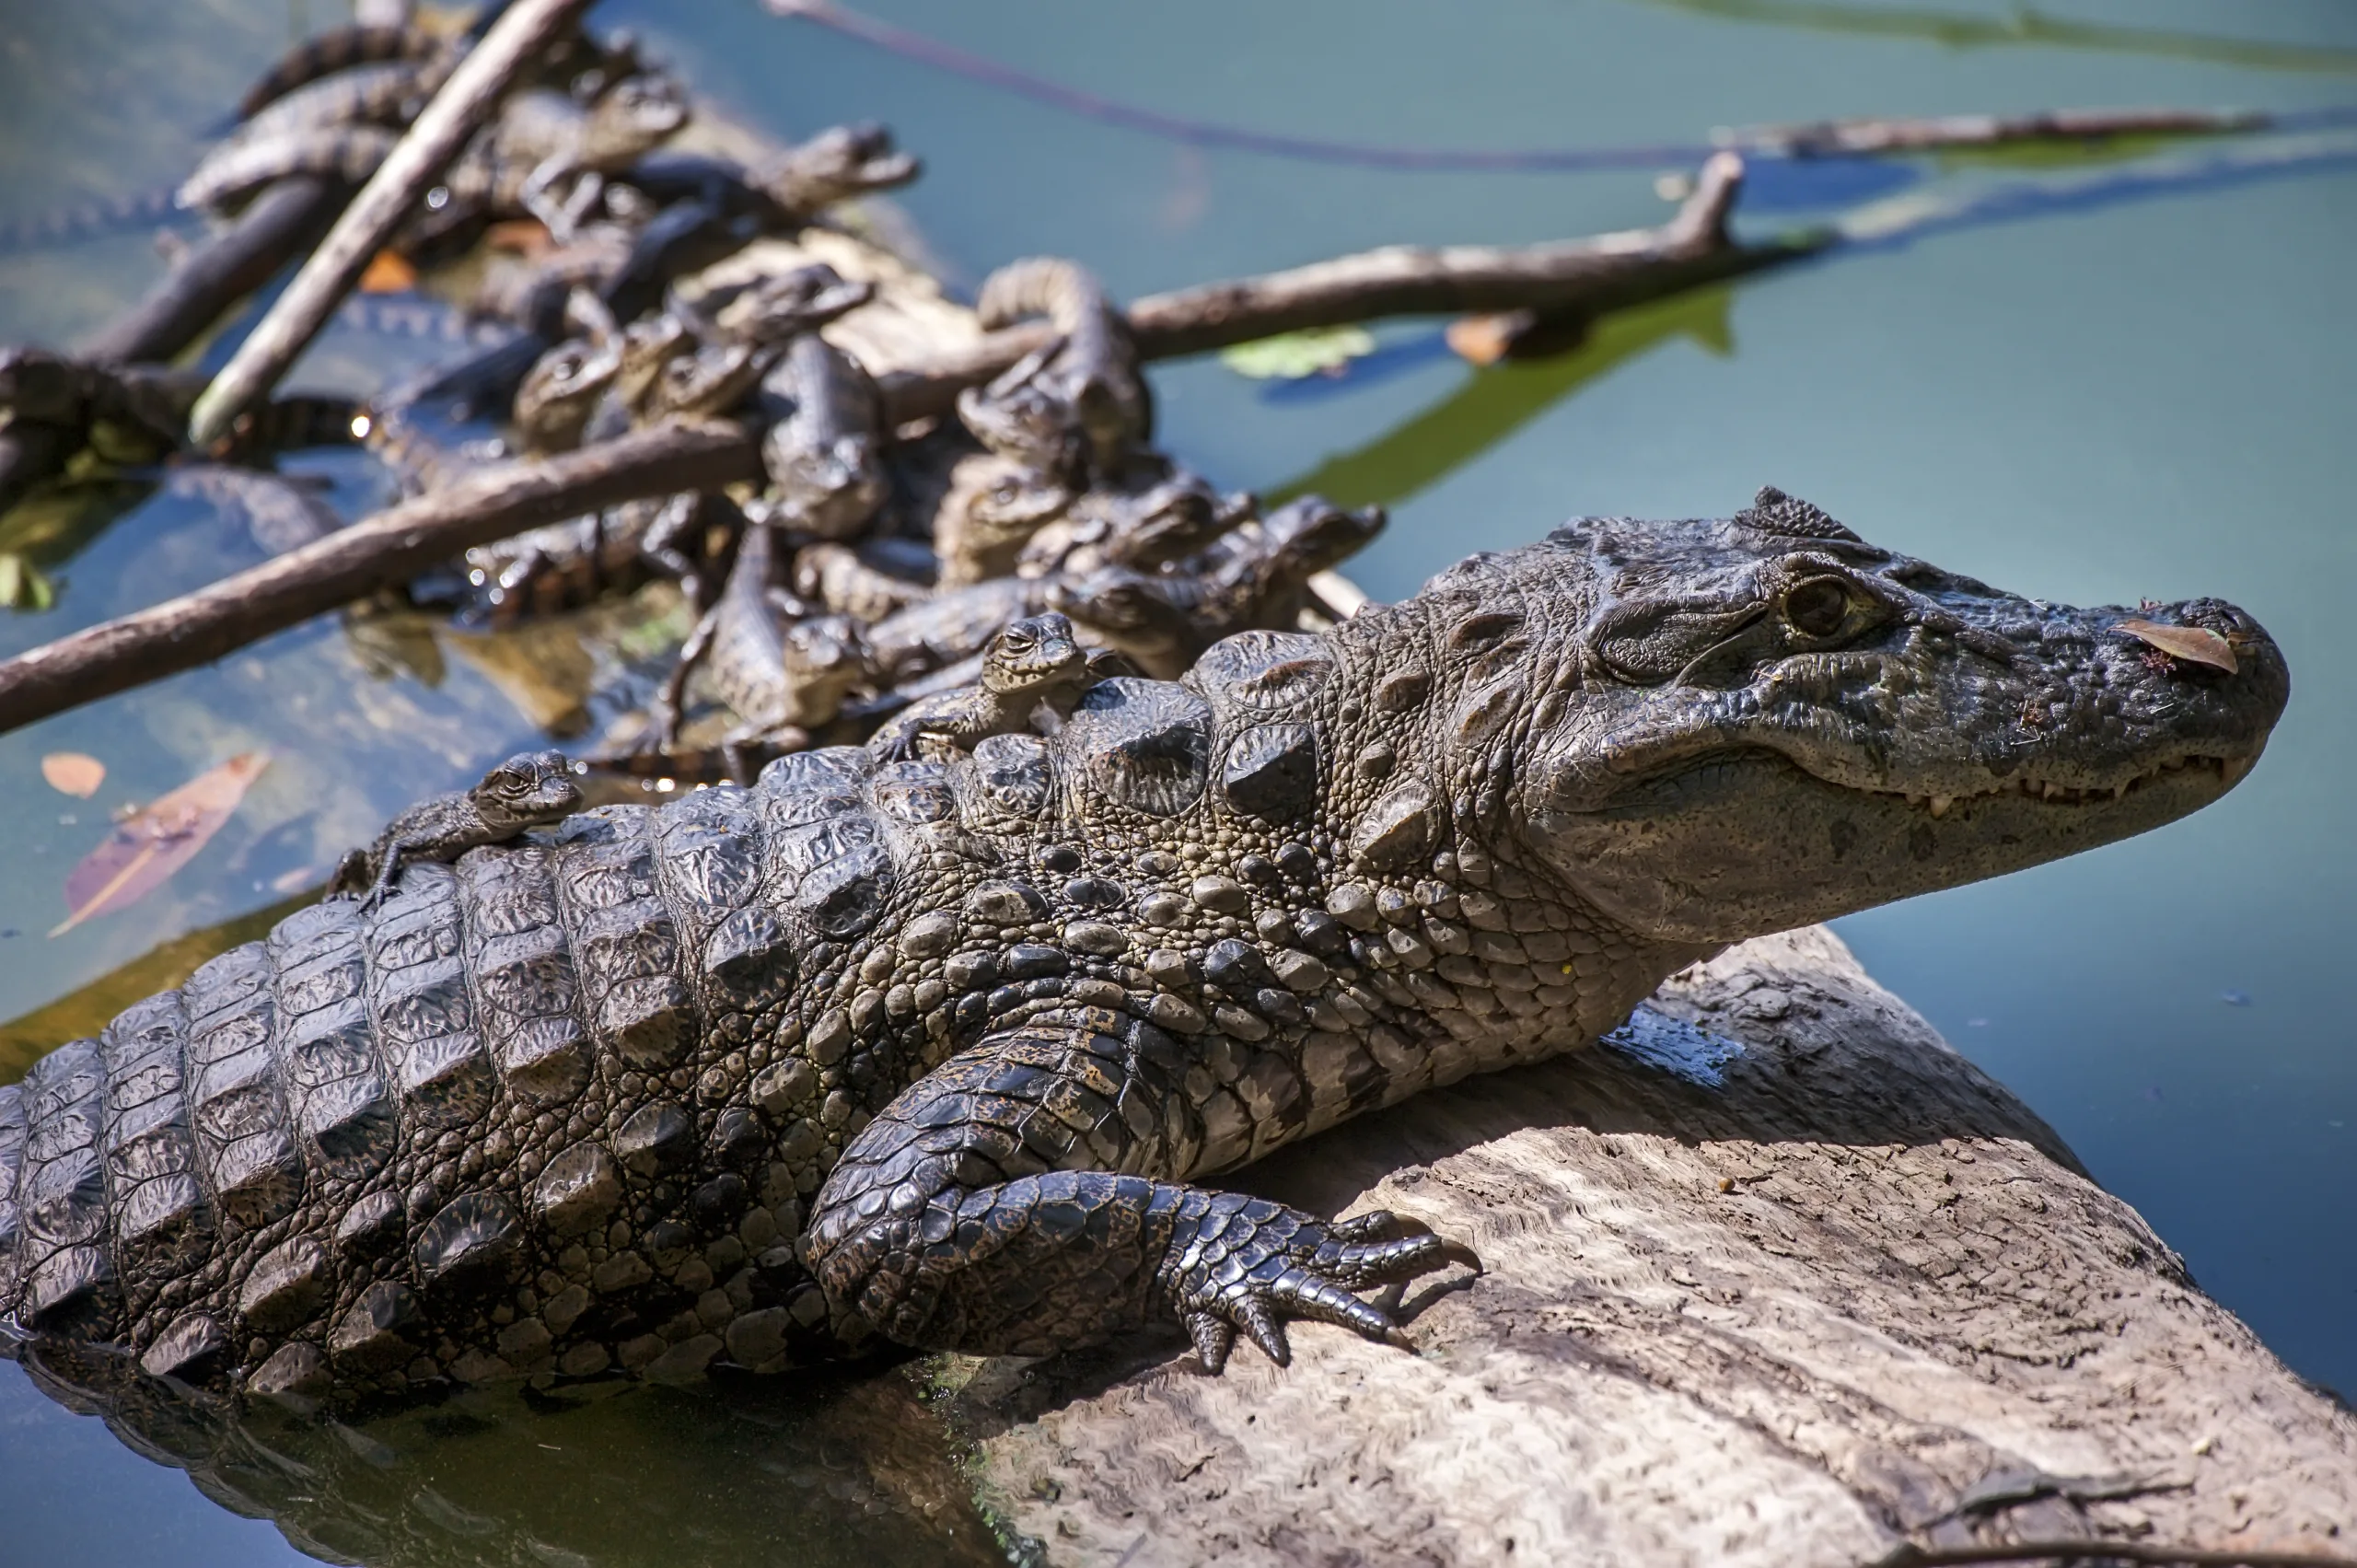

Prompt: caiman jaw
xmin=1879 ymin=750 xmax=2252 ymax=819
xmin=1509 ymin=504 xmax=2290 ymax=947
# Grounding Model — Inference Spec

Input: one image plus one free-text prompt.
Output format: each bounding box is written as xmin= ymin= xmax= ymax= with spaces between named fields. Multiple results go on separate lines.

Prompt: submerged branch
xmin=81 ymin=177 xmax=346 ymax=366
xmin=772 ymin=0 xmax=2319 ymax=170
xmin=1869 ymin=1542 xmax=2357 ymax=1568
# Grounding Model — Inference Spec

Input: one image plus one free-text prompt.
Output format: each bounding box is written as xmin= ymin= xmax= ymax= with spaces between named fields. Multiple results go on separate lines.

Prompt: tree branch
xmin=186 ymin=0 xmax=593 ymax=447
xmin=0 ymin=419 xmax=759 ymax=734
xmin=878 ymin=150 xmax=1804 ymax=418
xmin=81 ymin=177 xmax=346 ymax=366
xmin=0 ymin=157 xmax=1810 ymax=735
xmin=770 ymin=0 xmax=2285 ymax=174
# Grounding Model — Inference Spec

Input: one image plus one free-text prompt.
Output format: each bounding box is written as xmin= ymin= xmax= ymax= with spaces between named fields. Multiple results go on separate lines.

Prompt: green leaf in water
xmin=1219 ymin=324 xmax=1376 ymax=380
xmin=0 ymin=551 xmax=56 ymax=610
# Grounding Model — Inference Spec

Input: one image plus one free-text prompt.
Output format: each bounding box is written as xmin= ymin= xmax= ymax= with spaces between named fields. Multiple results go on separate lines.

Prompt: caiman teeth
xmin=1872 ymin=755 xmax=2240 ymax=813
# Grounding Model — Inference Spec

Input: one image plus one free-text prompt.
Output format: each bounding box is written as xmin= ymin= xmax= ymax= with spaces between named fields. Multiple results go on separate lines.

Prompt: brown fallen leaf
xmin=2118 ymin=618 xmax=2238 ymax=674
xmin=41 ymin=751 xmax=105 ymax=798
xmin=357 ymin=249 xmax=418 ymax=294
xmin=1446 ymin=313 xmax=1523 ymax=367
xmin=483 ymin=219 xmax=554 ymax=258
xmin=51 ymin=752 xmax=271 ymax=937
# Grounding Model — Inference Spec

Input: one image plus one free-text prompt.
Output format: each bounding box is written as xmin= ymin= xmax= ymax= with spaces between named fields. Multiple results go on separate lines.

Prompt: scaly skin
xmin=0 ymin=348 xmax=356 ymax=469
xmin=760 ymin=332 xmax=888 ymax=541
xmin=1049 ymin=494 xmax=1387 ymax=679
xmin=866 ymin=611 xmax=1096 ymax=761
xmin=186 ymin=75 xmax=687 ymax=224
xmin=234 ymin=58 xmax=448 ymax=145
xmin=793 ymin=540 xmax=934 ymax=623
xmin=958 ymin=257 xmax=1151 ymax=484
xmin=511 ymin=335 xmax=624 ymax=457
xmin=1016 ymin=470 xmax=1244 ymax=579
xmin=745 ymin=122 xmax=923 ymax=218
xmin=235 ymin=23 xmax=457 ymax=121
xmin=329 ymin=750 xmax=586 ymax=907
xmin=932 ymin=451 xmax=1077 ymax=588
xmin=0 ymin=494 xmax=2287 ymax=1397
xmin=178 ymin=125 xmax=401 ymax=215
xmin=654 ymin=526 xmax=869 ymax=761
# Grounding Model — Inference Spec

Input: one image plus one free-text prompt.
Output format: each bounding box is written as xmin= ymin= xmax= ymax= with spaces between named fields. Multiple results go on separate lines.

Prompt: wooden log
xmin=946 ymin=928 xmax=2357 ymax=1566
xmin=185 ymin=0 xmax=594 ymax=447
xmin=0 ymin=419 xmax=759 ymax=734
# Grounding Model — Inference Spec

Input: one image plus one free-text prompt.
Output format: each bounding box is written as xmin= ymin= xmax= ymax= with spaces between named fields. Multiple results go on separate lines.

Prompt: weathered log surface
xmin=947 ymin=928 xmax=2357 ymax=1566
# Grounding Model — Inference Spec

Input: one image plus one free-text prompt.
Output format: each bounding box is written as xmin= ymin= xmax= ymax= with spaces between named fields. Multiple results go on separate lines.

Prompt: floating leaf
xmin=1446 ymin=312 xmax=1541 ymax=367
xmin=41 ymin=751 xmax=105 ymax=797
xmin=484 ymin=219 xmax=554 ymax=258
xmin=1220 ymin=324 xmax=1375 ymax=380
xmin=2117 ymin=618 xmax=2237 ymax=673
xmin=52 ymin=752 xmax=270 ymax=936
xmin=0 ymin=552 xmax=55 ymax=610
xmin=357 ymin=249 xmax=418 ymax=294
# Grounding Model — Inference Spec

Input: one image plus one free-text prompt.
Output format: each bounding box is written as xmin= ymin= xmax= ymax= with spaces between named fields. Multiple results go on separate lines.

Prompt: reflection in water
xmin=1631 ymin=0 xmax=2357 ymax=74
xmin=0 ymin=892 xmax=313 ymax=1082
xmin=1264 ymin=127 xmax=2357 ymax=516
xmin=0 ymin=475 xmax=153 ymax=611
xmin=1273 ymin=291 xmax=1737 ymax=510
xmin=7 ymin=1339 xmax=1006 ymax=1568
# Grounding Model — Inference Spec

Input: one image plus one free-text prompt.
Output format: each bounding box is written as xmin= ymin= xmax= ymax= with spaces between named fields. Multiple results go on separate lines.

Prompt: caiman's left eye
xmin=1784 ymin=577 xmax=1853 ymax=638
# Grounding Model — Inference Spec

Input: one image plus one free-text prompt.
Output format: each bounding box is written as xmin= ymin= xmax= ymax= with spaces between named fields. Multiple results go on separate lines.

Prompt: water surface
xmin=2 ymin=1 xmax=2351 ymax=1561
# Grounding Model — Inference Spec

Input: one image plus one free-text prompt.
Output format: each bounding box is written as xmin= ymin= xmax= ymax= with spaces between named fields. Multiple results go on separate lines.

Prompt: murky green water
xmin=2 ymin=1 xmax=2352 ymax=1561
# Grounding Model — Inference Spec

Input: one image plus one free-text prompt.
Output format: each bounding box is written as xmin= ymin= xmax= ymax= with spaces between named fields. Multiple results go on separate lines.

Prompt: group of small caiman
xmin=0 ymin=4 xmax=2290 ymax=1447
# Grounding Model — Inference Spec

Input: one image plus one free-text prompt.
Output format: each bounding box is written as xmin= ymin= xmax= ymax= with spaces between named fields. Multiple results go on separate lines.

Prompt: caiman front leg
xmin=805 ymin=1012 xmax=1469 ymax=1369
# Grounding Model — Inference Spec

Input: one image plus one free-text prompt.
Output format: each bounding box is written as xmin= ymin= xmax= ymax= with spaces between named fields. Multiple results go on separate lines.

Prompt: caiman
xmin=0 ymin=491 xmax=2286 ymax=1398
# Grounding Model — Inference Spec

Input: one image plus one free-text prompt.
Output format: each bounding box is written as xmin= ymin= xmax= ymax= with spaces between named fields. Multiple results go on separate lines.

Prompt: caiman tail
xmin=0 ymin=778 xmax=864 ymax=1389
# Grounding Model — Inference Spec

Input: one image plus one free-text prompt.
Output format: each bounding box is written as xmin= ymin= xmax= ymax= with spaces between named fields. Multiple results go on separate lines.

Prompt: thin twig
xmin=186 ymin=0 xmax=592 ymax=447
xmin=0 ymin=420 xmax=760 ymax=734
xmin=0 ymin=160 xmax=1803 ymax=734
xmin=1869 ymin=1541 xmax=2357 ymax=1568
xmin=82 ymin=177 xmax=345 ymax=366
xmin=770 ymin=0 xmax=2299 ymax=173
xmin=877 ymin=151 xmax=1804 ymax=420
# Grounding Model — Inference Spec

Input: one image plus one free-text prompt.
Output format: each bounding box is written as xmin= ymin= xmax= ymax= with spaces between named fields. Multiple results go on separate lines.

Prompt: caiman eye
xmin=1784 ymin=577 xmax=1853 ymax=638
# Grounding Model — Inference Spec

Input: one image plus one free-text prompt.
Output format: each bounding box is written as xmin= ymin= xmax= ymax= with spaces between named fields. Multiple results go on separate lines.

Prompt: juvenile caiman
xmin=0 ymin=491 xmax=2286 ymax=1396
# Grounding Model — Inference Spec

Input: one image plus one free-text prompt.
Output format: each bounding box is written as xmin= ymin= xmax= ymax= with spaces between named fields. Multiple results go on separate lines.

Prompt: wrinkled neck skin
xmin=1314 ymin=593 xmax=1713 ymax=1064
xmin=1315 ymin=503 xmax=2286 ymax=1050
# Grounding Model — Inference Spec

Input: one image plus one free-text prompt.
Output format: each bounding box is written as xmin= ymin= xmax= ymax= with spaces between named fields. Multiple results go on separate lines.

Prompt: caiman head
xmin=1409 ymin=489 xmax=2288 ymax=946
xmin=467 ymin=749 xmax=585 ymax=832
